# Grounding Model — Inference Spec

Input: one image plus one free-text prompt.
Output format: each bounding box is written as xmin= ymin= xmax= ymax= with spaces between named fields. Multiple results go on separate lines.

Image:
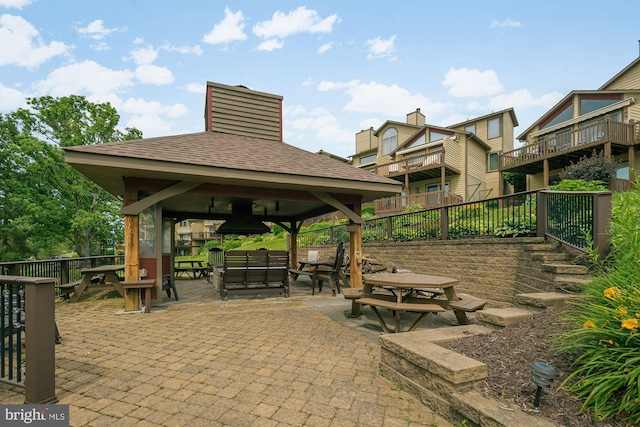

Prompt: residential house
xmin=499 ymin=57 xmax=640 ymax=191
xmin=352 ymin=108 xmax=518 ymax=215
xmin=174 ymin=219 xmax=221 ymax=256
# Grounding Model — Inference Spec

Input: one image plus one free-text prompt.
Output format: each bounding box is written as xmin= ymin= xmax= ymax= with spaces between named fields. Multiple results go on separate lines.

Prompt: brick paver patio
xmin=0 ymin=278 xmax=453 ymax=426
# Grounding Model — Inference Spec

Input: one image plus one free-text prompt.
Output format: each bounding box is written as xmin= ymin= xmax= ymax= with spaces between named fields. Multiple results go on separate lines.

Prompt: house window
xmin=426 ymin=182 xmax=450 ymax=192
xmin=465 ymin=124 xmax=476 ymax=134
xmin=488 ymin=117 xmax=501 ymax=139
xmin=541 ymin=102 xmax=573 ymax=129
xmin=381 ymin=128 xmax=398 ymax=155
xmin=429 ymin=130 xmax=450 ymax=142
xmin=487 ymin=152 xmax=499 ymax=172
xmin=359 ymin=153 xmax=377 ymax=165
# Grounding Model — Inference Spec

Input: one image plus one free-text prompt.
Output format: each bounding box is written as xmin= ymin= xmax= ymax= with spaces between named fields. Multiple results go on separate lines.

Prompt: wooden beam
xmin=310 ymin=191 xmax=363 ymax=224
xmin=121 ymin=181 xmax=201 ymax=215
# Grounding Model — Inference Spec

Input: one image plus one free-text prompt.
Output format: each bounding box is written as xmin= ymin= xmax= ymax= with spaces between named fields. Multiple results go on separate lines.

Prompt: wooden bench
xmin=355 ymin=297 xmax=445 ymax=333
xmin=221 ymin=250 xmax=289 ymax=301
xmin=121 ymin=279 xmax=156 ymax=313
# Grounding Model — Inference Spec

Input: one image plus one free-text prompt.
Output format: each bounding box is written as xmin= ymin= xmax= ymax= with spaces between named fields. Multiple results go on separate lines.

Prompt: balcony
xmin=176 ymin=239 xmax=191 ymax=248
xmin=374 ymin=191 xmax=463 ymax=216
xmin=500 ymin=118 xmax=640 ymax=175
xmin=376 ymin=150 xmax=459 ymax=183
xmin=193 ymin=232 xmax=220 ymax=241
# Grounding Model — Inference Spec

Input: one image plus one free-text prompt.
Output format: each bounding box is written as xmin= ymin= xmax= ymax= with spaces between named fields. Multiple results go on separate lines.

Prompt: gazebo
xmin=63 ymin=83 xmax=402 ymax=310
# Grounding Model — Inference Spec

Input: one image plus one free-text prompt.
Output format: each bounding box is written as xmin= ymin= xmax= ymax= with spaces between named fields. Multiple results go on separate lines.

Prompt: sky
xmin=1 ymin=0 xmax=639 ymax=159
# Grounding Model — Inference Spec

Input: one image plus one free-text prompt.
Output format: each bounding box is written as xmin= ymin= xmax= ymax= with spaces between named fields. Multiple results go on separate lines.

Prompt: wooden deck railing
xmin=374 ymin=191 xmax=463 ymax=216
xmin=500 ymin=118 xmax=637 ymax=170
xmin=376 ymin=150 xmax=444 ymax=177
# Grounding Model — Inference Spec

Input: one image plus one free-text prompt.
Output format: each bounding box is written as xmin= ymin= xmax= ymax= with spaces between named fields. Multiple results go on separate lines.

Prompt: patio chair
xmin=314 ymin=247 xmax=345 ymax=296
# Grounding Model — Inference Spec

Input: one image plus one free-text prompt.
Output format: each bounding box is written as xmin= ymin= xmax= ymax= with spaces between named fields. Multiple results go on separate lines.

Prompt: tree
xmin=0 ymin=96 xmax=142 ymax=259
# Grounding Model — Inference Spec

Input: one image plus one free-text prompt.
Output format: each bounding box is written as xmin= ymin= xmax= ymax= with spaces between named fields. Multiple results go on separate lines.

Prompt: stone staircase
xmin=475 ymin=239 xmax=590 ymax=327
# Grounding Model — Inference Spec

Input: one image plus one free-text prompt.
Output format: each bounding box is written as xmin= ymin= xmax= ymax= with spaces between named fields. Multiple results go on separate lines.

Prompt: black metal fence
xmin=297 ymin=190 xmax=611 ymax=257
xmin=0 ymin=276 xmax=57 ymax=404
xmin=1 ymin=282 xmax=24 ymax=386
xmin=0 ymin=255 xmax=124 ymax=288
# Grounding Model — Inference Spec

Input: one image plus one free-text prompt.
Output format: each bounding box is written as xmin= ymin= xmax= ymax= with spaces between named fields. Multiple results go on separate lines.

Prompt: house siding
xmin=601 ymin=61 xmax=640 ymax=90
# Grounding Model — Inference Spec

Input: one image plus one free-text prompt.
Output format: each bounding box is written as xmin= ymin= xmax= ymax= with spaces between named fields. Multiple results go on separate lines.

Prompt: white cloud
xmin=490 ymin=18 xmax=521 ymax=29
xmin=34 ymin=60 xmax=135 ymax=98
xmin=487 ymin=89 xmax=563 ymax=111
xmin=301 ymin=77 xmax=313 ymax=87
xmin=121 ymin=98 xmax=189 ymax=137
xmin=90 ymin=41 xmax=110 ymax=51
xmin=341 ymin=81 xmax=451 ymax=117
xmin=284 ymin=105 xmax=353 ymax=152
xmin=121 ymin=98 xmax=188 ymax=118
xmin=317 ymin=42 xmax=332 ymax=55
xmin=317 ymin=79 xmax=359 ymax=91
xmin=0 ymin=82 xmax=25 ymax=111
xmin=366 ymin=35 xmax=396 ymax=60
xmin=442 ymin=68 xmax=504 ymax=97
xmin=255 ymin=38 xmax=283 ymax=51
xmin=0 ymin=14 xmax=71 ymax=69
xmin=202 ymin=7 xmax=247 ymax=45
xmin=359 ymin=118 xmax=381 ymax=132
xmin=185 ymin=82 xmax=206 ymax=94
xmin=130 ymin=46 xmax=158 ymax=65
xmin=77 ymin=19 xmax=124 ymax=40
xmin=0 ymin=0 xmax=33 ymax=9
xmin=253 ymin=7 xmax=338 ymax=39
xmin=135 ymin=64 xmax=174 ymax=85
xmin=161 ymin=43 xmax=203 ymax=55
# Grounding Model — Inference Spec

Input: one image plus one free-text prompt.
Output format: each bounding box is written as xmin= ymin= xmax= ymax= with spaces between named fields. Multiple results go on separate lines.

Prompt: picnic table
xmin=175 ymin=260 xmax=207 ymax=279
xmin=357 ymin=272 xmax=484 ymax=333
xmin=66 ymin=264 xmax=125 ymax=303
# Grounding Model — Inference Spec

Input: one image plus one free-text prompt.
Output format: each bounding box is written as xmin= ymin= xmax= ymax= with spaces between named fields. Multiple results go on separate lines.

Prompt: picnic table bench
xmin=175 ymin=260 xmax=207 ymax=279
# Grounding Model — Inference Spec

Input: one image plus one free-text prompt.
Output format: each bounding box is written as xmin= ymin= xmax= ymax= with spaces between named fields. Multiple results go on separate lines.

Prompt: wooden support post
xmin=124 ymin=189 xmax=140 ymax=311
xmin=349 ymin=223 xmax=363 ymax=289
xmin=543 ymin=158 xmax=549 ymax=188
xmin=24 ymin=277 xmax=58 ymax=404
xmin=629 ymin=145 xmax=636 ymax=181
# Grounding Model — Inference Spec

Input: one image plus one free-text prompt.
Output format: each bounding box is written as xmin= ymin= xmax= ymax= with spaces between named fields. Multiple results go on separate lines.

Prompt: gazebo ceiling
xmin=64 ymin=131 xmax=402 ymax=223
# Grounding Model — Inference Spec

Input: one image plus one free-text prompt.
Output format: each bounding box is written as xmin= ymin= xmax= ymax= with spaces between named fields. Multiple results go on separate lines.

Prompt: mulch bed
xmin=441 ymin=307 xmax=627 ymax=427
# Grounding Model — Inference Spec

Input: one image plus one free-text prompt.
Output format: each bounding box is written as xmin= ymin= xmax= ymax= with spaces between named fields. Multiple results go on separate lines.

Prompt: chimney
xmin=406 ymin=108 xmax=425 ymax=126
xmin=204 ymin=82 xmax=283 ymax=141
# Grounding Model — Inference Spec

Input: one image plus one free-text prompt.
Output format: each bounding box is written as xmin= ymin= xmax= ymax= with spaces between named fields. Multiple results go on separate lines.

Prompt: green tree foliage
xmin=0 ymin=95 xmax=142 ymax=260
xmin=503 ymin=171 xmax=526 ymax=193
xmin=559 ymin=150 xmax=618 ymax=185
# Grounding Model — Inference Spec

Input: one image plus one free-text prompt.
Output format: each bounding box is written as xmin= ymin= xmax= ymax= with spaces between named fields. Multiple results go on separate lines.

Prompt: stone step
xmin=554 ymin=276 xmax=591 ymax=292
xmin=475 ymin=307 xmax=537 ymax=327
xmin=530 ymin=252 xmax=568 ymax=262
xmin=523 ymin=242 xmax=559 ymax=252
xmin=515 ymin=292 xmax=578 ymax=308
xmin=542 ymin=263 xmax=588 ymax=275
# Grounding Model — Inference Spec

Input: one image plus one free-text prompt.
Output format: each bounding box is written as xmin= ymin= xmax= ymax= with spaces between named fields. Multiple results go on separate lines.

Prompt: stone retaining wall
xmin=300 ymin=237 xmax=559 ymax=306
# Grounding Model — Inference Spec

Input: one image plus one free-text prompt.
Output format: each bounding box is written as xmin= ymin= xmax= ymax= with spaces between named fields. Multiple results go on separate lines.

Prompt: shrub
xmin=559 ymin=150 xmax=618 ymax=185
xmin=494 ymin=217 xmax=536 ymax=237
xmin=550 ymin=179 xmax=608 ymax=192
xmin=554 ymin=182 xmax=640 ymax=424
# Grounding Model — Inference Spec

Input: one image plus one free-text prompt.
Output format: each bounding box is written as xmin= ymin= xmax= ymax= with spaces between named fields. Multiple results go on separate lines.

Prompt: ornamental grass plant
xmin=555 ymin=181 xmax=640 ymax=424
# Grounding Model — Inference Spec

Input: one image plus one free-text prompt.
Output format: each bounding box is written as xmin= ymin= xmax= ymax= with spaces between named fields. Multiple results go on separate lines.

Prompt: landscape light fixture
xmin=530 ymin=362 xmax=558 ymax=408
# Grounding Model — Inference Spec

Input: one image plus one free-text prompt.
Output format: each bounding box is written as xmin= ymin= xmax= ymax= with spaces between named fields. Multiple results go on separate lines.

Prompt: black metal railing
xmin=0 ymin=255 xmax=124 ymax=288
xmin=297 ymin=189 xmax=610 ymax=256
xmin=1 ymin=282 xmax=24 ymax=386
xmin=0 ymin=276 xmax=57 ymax=404
xmin=537 ymin=190 xmax=611 ymax=259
